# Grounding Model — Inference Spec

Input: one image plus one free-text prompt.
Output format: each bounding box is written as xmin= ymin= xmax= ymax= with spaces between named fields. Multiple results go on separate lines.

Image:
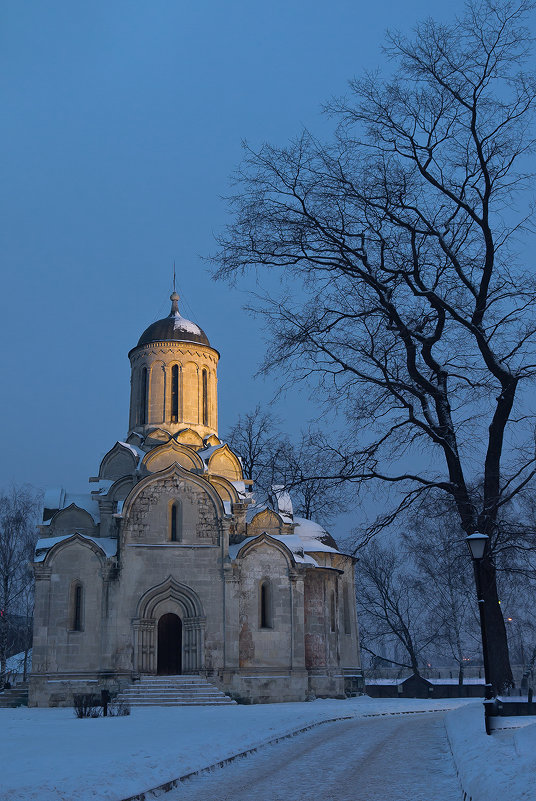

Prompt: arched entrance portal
xmin=157 ymin=613 xmax=182 ymax=674
xmin=134 ymin=577 xmax=206 ymax=674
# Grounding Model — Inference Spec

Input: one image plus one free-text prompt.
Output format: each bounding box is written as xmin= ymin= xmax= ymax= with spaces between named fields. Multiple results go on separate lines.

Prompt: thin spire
xmin=173 ymin=261 xmax=176 ymax=293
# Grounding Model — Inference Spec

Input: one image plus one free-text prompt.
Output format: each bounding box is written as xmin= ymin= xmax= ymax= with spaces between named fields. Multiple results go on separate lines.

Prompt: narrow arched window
xmin=343 ymin=585 xmax=351 ymax=634
xmin=170 ymin=501 xmax=182 ymax=542
xmin=260 ymin=580 xmax=272 ymax=629
xmin=202 ymin=369 xmax=208 ymax=426
xmin=171 ymin=365 xmax=179 ymax=422
xmin=139 ymin=367 xmax=148 ymax=425
xmin=330 ymin=590 xmax=336 ymax=633
xmin=71 ymin=583 xmax=83 ymax=631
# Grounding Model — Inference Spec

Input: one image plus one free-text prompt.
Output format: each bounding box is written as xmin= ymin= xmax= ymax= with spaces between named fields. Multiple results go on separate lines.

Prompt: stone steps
xmin=116 ymin=675 xmax=236 ymax=707
xmin=0 ymin=685 xmax=28 ymax=708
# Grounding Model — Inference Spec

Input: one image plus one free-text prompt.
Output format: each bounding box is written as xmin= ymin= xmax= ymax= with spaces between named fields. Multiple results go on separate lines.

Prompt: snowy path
xmin=169 ymin=712 xmax=462 ymax=801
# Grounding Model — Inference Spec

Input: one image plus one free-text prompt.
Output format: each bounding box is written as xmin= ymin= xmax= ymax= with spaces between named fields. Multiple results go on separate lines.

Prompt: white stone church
xmin=29 ymin=293 xmax=361 ymax=706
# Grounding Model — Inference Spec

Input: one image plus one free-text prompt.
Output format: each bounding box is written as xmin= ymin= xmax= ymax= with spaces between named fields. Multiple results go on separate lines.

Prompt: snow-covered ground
xmin=446 ymin=702 xmax=536 ymax=801
xmin=0 ymin=696 xmax=534 ymax=801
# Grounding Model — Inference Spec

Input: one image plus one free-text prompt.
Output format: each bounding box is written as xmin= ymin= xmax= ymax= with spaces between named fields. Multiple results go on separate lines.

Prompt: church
xmin=29 ymin=292 xmax=362 ymax=706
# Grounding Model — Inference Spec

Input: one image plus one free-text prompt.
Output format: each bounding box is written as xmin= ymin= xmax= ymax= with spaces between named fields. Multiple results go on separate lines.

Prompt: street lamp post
xmin=465 ymin=533 xmax=495 ymax=735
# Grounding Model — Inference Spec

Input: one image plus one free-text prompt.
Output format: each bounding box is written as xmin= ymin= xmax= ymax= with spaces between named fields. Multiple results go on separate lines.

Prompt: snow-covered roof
xmin=34 ymin=534 xmax=118 ymax=562
xmin=293 ymin=517 xmax=339 ymax=553
xmin=273 ymin=485 xmax=294 ymax=519
xmin=90 ymin=479 xmax=114 ymax=495
xmin=228 ymin=537 xmax=255 ymax=560
xmin=42 ymin=491 xmax=101 ymax=525
xmin=4 ymin=649 xmax=31 ymax=674
xmin=246 ymin=503 xmax=285 ymax=524
xmin=243 ymin=503 xmax=342 ymax=556
xmin=43 ymin=487 xmax=65 ymax=512
xmin=366 ymin=676 xmax=485 ymax=686
xmin=231 ymin=480 xmax=247 ymax=498
xmin=229 ymin=533 xmax=319 ymax=567
xmin=117 ymin=441 xmax=144 ymax=466
xmin=427 ymin=678 xmax=485 ymax=685
xmin=198 ymin=444 xmax=224 ymax=464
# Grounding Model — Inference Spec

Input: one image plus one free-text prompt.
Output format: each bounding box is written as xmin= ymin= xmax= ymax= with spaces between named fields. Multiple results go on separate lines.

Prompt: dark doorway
xmin=157 ymin=613 xmax=182 ymax=674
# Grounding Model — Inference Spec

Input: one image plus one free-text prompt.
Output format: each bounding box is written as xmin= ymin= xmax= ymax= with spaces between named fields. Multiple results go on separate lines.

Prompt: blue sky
xmin=0 ymin=0 xmax=468 ymax=515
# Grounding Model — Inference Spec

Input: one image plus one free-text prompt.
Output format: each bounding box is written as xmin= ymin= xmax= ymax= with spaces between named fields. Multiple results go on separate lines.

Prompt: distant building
xmin=29 ymin=293 xmax=361 ymax=706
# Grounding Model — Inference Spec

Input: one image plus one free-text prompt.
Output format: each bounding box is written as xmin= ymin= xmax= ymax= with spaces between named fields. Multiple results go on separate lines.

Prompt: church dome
xmin=136 ymin=292 xmax=210 ymax=348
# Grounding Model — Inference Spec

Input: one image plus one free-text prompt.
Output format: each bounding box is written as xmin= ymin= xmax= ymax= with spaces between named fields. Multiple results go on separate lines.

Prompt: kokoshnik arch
xmin=29 ymin=292 xmax=362 ymax=705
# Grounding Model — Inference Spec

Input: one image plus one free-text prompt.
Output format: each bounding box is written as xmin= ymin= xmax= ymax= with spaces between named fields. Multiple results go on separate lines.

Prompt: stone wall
xmin=129 ymin=342 xmax=219 ymax=439
xmin=29 ymin=539 xmax=107 ymax=706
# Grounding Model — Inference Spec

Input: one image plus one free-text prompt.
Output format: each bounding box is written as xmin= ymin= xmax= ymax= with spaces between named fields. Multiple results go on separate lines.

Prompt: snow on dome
xmin=293 ymin=516 xmax=339 ymax=552
xmin=134 ymin=292 xmax=211 ymax=349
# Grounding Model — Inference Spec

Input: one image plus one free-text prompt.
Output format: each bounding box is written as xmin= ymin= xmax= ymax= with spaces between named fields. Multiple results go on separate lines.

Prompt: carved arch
xmin=99 ymin=441 xmax=139 ymax=480
xmin=174 ymin=428 xmax=204 ymax=448
xmin=47 ymin=504 xmax=97 ymax=535
xmin=134 ymin=577 xmax=206 ymax=674
xmin=207 ymin=444 xmax=243 ymax=481
xmin=141 ymin=439 xmax=205 ymax=473
xmin=106 ymin=475 xmax=137 ymax=505
xmin=121 ymin=462 xmax=225 ymax=522
xmin=236 ymin=532 xmax=296 ymax=569
xmin=248 ymin=508 xmax=282 ymax=534
xmin=144 ymin=428 xmax=172 ymax=448
xmin=40 ymin=532 xmax=108 ymax=567
xmin=208 ymin=475 xmax=240 ymax=506
xmin=137 ymin=576 xmax=204 ymax=619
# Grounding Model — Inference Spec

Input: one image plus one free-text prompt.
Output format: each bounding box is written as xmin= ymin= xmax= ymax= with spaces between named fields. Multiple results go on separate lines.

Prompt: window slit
xmin=72 ymin=584 xmax=83 ymax=631
xmin=202 ymin=369 xmax=208 ymax=426
xmin=171 ymin=365 xmax=179 ymax=422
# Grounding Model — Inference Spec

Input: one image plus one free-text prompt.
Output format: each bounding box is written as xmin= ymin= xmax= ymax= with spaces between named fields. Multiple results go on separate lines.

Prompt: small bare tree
xmin=225 ymin=404 xmax=281 ymax=485
xmin=0 ymin=486 xmax=40 ymax=684
xmin=403 ymin=498 xmax=480 ymax=684
xmin=226 ymin=407 xmax=348 ymax=523
xmin=215 ymin=0 xmax=536 ymax=691
xmin=357 ymin=542 xmax=439 ymax=676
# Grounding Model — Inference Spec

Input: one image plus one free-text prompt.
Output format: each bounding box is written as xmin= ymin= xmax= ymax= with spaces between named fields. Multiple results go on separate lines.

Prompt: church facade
xmin=29 ymin=293 xmax=362 ymax=706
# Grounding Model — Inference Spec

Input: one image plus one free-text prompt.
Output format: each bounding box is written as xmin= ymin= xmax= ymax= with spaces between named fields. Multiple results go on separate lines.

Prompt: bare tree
xmin=226 ymin=407 xmax=348 ymax=523
xmin=215 ymin=0 xmax=536 ymax=691
xmin=224 ymin=404 xmax=281 ymax=485
xmin=403 ymin=498 xmax=481 ymax=684
xmin=0 ymin=486 xmax=40 ymax=684
xmin=357 ymin=542 xmax=439 ymax=676
xmin=224 ymin=404 xmax=288 ymax=507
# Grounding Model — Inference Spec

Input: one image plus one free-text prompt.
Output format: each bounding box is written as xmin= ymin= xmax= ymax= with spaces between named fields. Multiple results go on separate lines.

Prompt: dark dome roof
xmin=136 ymin=293 xmax=211 ymax=348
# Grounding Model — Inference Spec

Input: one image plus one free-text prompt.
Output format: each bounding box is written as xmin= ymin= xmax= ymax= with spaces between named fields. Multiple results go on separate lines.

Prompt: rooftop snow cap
xmin=136 ymin=292 xmax=210 ymax=348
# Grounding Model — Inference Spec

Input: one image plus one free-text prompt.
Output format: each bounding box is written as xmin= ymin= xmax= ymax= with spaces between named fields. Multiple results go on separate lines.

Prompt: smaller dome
xmin=136 ymin=292 xmax=210 ymax=348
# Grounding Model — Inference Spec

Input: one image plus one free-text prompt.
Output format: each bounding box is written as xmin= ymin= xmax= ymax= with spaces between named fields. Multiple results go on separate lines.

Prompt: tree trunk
xmin=408 ymin=645 xmax=420 ymax=677
xmin=480 ymin=555 xmax=514 ymax=693
xmin=0 ymin=618 xmax=6 ymax=685
xmin=458 ymin=663 xmax=464 ymax=687
xmin=0 ymin=576 xmax=8 ymax=685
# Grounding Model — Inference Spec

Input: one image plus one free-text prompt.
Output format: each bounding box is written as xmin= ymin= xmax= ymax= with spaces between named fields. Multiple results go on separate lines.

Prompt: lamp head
xmin=465 ymin=532 xmax=489 ymax=560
